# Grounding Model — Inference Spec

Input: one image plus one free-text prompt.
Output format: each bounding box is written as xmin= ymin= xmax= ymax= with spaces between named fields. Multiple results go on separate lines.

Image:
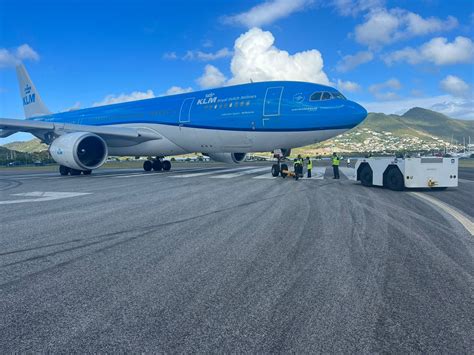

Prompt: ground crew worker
xmin=347 ymin=158 xmax=351 ymax=167
xmin=306 ymin=156 xmax=312 ymax=178
xmin=293 ymin=158 xmax=301 ymax=180
xmin=297 ymin=154 xmax=304 ymax=177
xmin=332 ymin=152 xmax=340 ymax=179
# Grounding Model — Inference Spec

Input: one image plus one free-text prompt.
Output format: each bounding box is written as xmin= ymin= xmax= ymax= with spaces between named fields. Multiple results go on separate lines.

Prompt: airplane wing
xmin=0 ymin=117 xmax=162 ymax=146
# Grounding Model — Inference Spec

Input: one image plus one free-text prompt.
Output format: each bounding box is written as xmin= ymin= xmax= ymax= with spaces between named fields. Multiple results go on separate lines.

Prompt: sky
xmin=0 ymin=0 xmax=473 ymax=143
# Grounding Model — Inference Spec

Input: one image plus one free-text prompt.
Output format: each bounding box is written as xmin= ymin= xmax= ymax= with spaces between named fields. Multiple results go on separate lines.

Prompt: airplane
xmin=0 ymin=64 xmax=367 ymax=176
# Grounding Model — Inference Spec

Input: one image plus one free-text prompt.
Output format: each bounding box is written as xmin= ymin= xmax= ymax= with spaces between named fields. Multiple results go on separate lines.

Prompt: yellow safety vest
xmin=307 ymin=160 xmax=312 ymax=169
xmin=332 ymin=157 xmax=340 ymax=166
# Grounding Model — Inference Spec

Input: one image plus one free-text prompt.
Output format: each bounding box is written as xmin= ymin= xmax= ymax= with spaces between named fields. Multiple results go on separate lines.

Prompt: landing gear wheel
xmin=152 ymin=160 xmax=163 ymax=171
xmin=271 ymin=164 xmax=280 ymax=177
xmin=280 ymin=164 xmax=288 ymax=178
xmin=59 ymin=165 xmax=70 ymax=176
xmin=385 ymin=168 xmax=404 ymax=191
xmin=360 ymin=165 xmax=373 ymax=187
xmin=162 ymin=160 xmax=171 ymax=171
xmin=143 ymin=160 xmax=152 ymax=172
xmin=70 ymin=169 xmax=82 ymax=176
xmin=83 ymin=170 xmax=92 ymax=175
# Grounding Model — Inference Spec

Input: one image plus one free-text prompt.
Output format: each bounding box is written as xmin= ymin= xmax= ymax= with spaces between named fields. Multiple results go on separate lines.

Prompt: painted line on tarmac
xmin=113 ymin=167 xmax=224 ymax=178
xmin=338 ymin=167 xmax=356 ymax=180
xmin=253 ymin=173 xmax=276 ymax=179
xmin=210 ymin=167 xmax=269 ymax=179
xmin=170 ymin=166 xmax=251 ymax=178
xmin=313 ymin=167 xmax=326 ymax=180
xmin=8 ymin=173 xmax=60 ymax=180
xmin=410 ymin=192 xmax=474 ymax=236
xmin=0 ymin=191 xmax=91 ymax=205
xmin=459 ymin=179 xmax=474 ymax=183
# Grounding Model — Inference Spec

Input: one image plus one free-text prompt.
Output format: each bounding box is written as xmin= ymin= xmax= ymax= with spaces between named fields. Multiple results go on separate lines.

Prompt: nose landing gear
xmin=271 ymin=149 xmax=290 ymax=178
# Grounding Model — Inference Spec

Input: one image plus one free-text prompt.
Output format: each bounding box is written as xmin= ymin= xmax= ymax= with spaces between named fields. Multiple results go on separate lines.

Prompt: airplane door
xmin=263 ymin=86 xmax=284 ymax=118
xmin=179 ymin=97 xmax=195 ymax=123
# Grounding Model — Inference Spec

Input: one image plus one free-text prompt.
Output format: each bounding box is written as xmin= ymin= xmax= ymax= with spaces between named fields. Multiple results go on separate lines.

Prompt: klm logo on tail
xmin=22 ymin=84 xmax=35 ymax=106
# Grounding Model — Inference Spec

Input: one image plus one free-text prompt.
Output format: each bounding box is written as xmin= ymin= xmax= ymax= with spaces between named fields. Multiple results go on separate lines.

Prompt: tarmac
xmin=0 ymin=162 xmax=473 ymax=352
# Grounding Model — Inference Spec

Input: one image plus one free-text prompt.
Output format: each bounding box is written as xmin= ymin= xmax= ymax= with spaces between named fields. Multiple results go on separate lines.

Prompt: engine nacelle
xmin=205 ymin=152 xmax=247 ymax=164
xmin=49 ymin=132 xmax=108 ymax=171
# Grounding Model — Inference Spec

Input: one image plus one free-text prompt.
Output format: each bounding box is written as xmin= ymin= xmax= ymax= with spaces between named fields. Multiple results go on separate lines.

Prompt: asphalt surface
xmin=0 ymin=163 xmax=473 ymax=353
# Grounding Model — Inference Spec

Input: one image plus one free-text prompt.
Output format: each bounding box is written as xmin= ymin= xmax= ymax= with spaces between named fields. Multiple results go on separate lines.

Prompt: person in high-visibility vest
xmin=332 ymin=152 xmax=340 ymax=179
xmin=306 ymin=156 xmax=312 ymax=178
xmin=297 ymin=154 xmax=304 ymax=177
xmin=293 ymin=158 xmax=301 ymax=180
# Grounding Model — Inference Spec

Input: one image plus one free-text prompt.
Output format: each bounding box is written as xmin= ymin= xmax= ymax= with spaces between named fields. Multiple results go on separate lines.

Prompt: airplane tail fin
xmin=16 ymin=63 xmax=51 ymax=118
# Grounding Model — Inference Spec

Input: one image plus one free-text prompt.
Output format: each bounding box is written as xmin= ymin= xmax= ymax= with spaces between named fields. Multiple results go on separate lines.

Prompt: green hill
xmin=355 ymin=108 xmax=474 ymax=142
xmin=294 ymin=107 xmax=473 ymax=155
xmin=3 ymin=138 xmax=48 ymax=153
xmin=400 ymin=107 xmax=473 ymax=141
xmin=0 ymin=145 xmax=53 ymax=165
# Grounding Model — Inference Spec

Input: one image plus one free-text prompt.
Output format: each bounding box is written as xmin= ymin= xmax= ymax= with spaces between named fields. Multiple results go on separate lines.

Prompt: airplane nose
xmin=351 ymin=101 xmax=367 ymax=124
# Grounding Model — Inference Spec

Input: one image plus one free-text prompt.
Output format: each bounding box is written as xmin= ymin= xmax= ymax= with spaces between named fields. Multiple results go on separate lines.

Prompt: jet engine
xmin=205 ymin=152 xmax=247 ymax=164
xmin=49 ymin=132 xmax=108 ymax=171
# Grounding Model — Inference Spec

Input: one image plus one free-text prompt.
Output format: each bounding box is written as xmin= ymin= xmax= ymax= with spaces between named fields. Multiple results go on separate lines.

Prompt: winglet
xmin=16 ymin=63 xmax=51 ymax=119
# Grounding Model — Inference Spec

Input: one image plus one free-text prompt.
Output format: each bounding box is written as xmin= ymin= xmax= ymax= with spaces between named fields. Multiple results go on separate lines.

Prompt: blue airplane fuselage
xmin=30 ymin=81 xmax=367 ymax=156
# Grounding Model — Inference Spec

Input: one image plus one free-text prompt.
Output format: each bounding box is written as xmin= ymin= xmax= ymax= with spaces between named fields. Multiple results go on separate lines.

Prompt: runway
xmin=1 ymin=163 xmax=473 ymax=352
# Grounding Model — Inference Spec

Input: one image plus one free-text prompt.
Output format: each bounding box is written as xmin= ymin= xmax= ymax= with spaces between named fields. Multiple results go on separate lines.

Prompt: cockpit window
xmin=310 ymin=91 xmax=346 ymax=101
xmin=331 ymin=92 xmax=346 ymax=100
xmin=310 ymin=92 xmax=322 ymax=101
xmin=321 ymin=92 xmax=331 ymax=100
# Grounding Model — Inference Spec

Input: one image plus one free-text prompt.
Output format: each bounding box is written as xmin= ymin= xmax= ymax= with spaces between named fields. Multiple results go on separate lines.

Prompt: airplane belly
xmin=106 ymin=123 xmax=349 ymax=155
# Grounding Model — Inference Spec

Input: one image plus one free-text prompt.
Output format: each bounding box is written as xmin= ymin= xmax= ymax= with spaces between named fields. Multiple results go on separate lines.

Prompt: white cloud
xmin=384 ymin=36 xmax=474 ymax=65
xmin=161 ymin=86 xmax=193 ymax=96
xmin=15 ymin=44 xmax=40 ymax=61
xmin=337 ymin=79 xmax=361 ymax=92
xmin=195 ymin=28 xmax=330 ymax=88
xmin=368 ymin=78 xmax=401 ymax=100
xmin=65 ymin=101 xmax=81 ymax=111
xmin=0 ymin=44 xmax=39 ymax=68
xmin=361 ymin=95 xmax=473 ymax=120
xmin=227 ymin=27 xmax=330 ymax=86
xmin=430 ymin=98 xmax=474 ymax=120
xmin=330 ymin=0 xmax=384 ymax=17
xmin=440 ymin=75 xmax=471 ymax=98
xmin=163 ymin=52 xmax=178 ymax=60
xmin=222 ymin=0 xmax=312 ymax=28
xmin=382 ymin=47 xmax=419 ymax=65
xmin=202 ymin=39 xmax=213 ymax=48
xmin=404 ymin=13 xmax=458 ymax=36
xmin=336 ymin=51 xmax=373 ymax=72
xmin=416 ymin=36 xmax=473 ymax=65
xmin=92 ymin=90 xmax=155 ymax=107
xmin=355 ymin=8 xmax=458 ymax=48
xmin=355 ymin=8 xmax=402 ymax=48
xmin=197 ymin=64 xmax=227 ymax=88
xmin=183 ymin=48 xmax=232 ymax=61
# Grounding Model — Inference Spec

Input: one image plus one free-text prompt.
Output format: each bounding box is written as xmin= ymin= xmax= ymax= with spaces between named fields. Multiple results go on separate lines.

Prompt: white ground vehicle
xmin=355 ymin=157 xmax=458 ymax=190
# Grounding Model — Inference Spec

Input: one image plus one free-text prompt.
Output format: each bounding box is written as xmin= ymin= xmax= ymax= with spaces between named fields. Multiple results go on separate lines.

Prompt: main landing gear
xmin=59 ymin=165 xmax=92 ymax=176
xmin=143 ymin=157 xmax=172 ymax=172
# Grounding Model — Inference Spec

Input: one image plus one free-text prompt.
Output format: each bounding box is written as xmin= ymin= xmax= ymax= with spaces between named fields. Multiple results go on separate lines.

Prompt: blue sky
xmin=0 ymin=0 xmax=473 ymax=143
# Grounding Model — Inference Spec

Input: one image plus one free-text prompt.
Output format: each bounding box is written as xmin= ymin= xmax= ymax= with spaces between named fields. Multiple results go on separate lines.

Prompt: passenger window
xmin=310 ymin=92 xmax=321 ymax=101
xmin=321 ymin=92 xmax=331 ymax=100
